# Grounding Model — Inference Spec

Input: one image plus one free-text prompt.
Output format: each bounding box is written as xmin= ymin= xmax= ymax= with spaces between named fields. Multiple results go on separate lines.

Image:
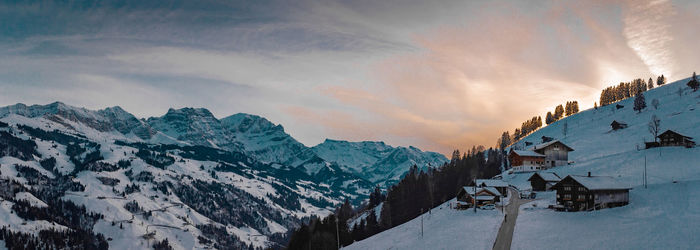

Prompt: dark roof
xmin=532 ymin=140 xmax=574 ymax=152
xmin=658 ymin=130 xmax=693 ymax=140
xmin=528 ymin=172 xmax=561 ymax=182
xmin=551 ymin=175 xmax=630 ymax=191
xmin=611 ymin=120 xmax=627 ymax=126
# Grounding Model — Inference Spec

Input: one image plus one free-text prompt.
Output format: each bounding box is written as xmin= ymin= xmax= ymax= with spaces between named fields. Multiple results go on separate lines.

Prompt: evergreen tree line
xmin=599 ymin=76 xmax=663 ymax=106
xmin=513 ymin=116 xmax=542 ymax=142
xmin=287 ymin=148 xmax=504 ymax=249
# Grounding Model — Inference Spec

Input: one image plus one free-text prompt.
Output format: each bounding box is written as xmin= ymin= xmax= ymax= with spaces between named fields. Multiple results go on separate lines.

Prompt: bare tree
xmin=648 ymin=114 xmax=661 ymax=142
xmin=652 ymin=99 xmax=659 ymax=109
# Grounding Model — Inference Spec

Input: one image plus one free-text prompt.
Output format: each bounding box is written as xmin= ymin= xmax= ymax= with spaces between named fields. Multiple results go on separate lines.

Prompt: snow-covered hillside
xmin=0 ymin=102 xmax=445 ymax=249
xmin=499 ymin=77 xmax=700 ymax=249
xmin=344 ymin=199 xmax=502 ymax=250
xmin=345 ymin=77 xmax=700 ymax=249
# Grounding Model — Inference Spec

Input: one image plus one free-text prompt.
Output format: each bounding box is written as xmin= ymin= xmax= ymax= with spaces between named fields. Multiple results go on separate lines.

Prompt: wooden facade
xmin=551 ymin=174 xmax=630 ymax=212
xmin=658 ymin=130 xmax=695 ymax=148
xmin=533 ymin=140 xmax=574 ymax=167
xmin=508 ymin=150 xmax=545 ymax=167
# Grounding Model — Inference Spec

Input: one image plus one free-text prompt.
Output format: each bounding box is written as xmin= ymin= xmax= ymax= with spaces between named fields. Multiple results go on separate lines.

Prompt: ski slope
xmin=344 ymin=199 xmax=502 ymax=250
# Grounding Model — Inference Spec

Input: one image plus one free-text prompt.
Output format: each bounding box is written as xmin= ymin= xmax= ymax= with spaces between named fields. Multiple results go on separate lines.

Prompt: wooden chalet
xmin=610 ymin=120 xmax=628 ymax=130
xmin=509 ymin=150 xmax=545 ymax=167
xmin=658 ymin=130 xmax=695 ymax=148
xmin=532 ymin=140 xmax=574 ymax=167
xmin=527 ymin=172 xmax=561 ymax=191
xmin=550 ymin=173 xmax=630 ymax=212
xmin=470 ymin=179 xmax=509 ymax=197
xmin=456 ymin=186 xmax=501 ymax=209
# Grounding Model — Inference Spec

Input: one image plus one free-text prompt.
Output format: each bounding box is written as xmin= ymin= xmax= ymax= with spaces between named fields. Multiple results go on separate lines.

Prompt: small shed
xmin=528 ymin=172 xmax=561 ymax=191
xmin=471 ymin=179 xmax=509 ymax=197
xmin=610 ymin=120 xmax=628 ymax=130
xmin=456 ymin=186 xmax=501 ymax=208
xmin=658 ymin=130 xmax=695 ymax=148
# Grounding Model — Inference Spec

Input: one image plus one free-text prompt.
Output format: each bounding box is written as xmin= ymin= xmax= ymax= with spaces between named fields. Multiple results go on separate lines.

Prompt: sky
xmin=1 ymin=0 xmax=699 ymax=156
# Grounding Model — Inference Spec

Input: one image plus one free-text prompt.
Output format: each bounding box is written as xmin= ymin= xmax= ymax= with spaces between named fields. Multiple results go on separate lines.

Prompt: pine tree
xmin=688 ymin=72 xmax=699 ymax=91
xmin=545 ymin=112 xmax=554 ymax=125
xmin=648 ymin=77 xmax=654 ymax=89
xmin=594 ymin=102 xmax=598 ymax=110
xmin=657 ymin=75 xmax=666 ymax=85
xmin=554 ymin=104 xmax=564 ymax=120
xmin=634 ymin=92 xmax=647 ymax=113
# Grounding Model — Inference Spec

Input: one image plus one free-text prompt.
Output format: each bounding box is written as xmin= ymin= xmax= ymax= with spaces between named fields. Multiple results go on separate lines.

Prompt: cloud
xmin=2 ymin=0 xmax=700 ymax=156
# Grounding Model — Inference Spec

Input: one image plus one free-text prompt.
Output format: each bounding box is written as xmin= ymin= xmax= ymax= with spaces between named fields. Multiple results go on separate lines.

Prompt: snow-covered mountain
xmin=0 ymin=102 xmax=445 ymax=249
xmin=347 ymin=76 xmax=700 ymax=249
xmin=312 ymin=139 xmax=447 ymax=186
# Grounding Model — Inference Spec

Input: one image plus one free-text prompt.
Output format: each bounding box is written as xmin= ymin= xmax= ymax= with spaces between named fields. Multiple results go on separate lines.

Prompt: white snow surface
xmin=344 ymin=199 xmax=502 ymax=250
xmin=500 ymin=78 xmax=700 ymax=249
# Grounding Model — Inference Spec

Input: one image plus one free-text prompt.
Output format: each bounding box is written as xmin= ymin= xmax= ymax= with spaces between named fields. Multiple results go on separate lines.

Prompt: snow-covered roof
xmin=559 ymin=175 xmax=630 ymax=191
xmin=480 ymin=186 xmax=502 ymax=196
xmin=474 ymin=179 xmax=508 ymax=188
xmin=528 ymin=172 xmax=561 ymax=182
xmin=511 ymin=150 xmax=545 ymax=157
xmin=461 ymin=186 xmax=502 ymax=196
xmin=532 ymin=140 xmax=574 ymax=152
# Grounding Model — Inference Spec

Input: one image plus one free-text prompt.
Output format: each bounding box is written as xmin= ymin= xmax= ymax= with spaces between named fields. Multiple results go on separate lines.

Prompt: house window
xmin=577 ymin=195 xmax=585 ymax=200
xmin=578 ymin=187 xmax=586 ymax=192
xmin=564 ymin=194 xmax=571 ymax=200
xmin=564 ymin=186 xmax=571 ymax=191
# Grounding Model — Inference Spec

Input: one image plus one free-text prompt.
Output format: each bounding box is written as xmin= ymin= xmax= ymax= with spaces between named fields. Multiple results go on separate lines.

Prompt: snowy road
xmin=493 ymin=188 xmax=530 ymax=250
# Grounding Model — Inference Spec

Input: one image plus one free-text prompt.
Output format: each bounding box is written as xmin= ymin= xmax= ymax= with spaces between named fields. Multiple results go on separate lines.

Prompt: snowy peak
xmin=312 ymin=139 xmax=448 ymax=186
xmin=0 ymin=102 xmax=149 ymax=138
xmin=221 ymin=113 xmax=283 ymax=134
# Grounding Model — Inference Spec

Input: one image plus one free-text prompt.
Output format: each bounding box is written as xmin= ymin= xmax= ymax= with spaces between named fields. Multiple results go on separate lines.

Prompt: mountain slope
xmin=347 ymin=76 xmax=700 ymax=249
xmin=312 ymin=140 xmax=447 ymax=186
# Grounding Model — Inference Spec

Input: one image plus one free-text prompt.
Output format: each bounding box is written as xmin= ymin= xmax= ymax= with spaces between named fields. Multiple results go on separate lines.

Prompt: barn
xmin=610 ymin=120 xmax=628 ymax=130
xmin=658 ymin=130 xmax=695 ymax=148
xmin=550 ymin=173 xmax=630 ymax=212
xmin=527 ymin=172 xmax=561 ymax=191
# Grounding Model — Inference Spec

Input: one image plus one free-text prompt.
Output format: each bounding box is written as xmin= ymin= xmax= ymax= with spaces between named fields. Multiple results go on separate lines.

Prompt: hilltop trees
xmin=565 ymin=101 xmax=579 ymax=116
xmin=687 ymin=72 xmax=699 ymax=91
xmin=648 ymin=77 xmax=654 ymax=89
xmin=545 ymin=112 xmax=554 ymax=125
xmin=599 ymin=77 xmax=654 ymax=106
xmin=554 ymin=104 xmax=564 ymax=120
xmin=657 ymin=75 xmax=666 ymax=86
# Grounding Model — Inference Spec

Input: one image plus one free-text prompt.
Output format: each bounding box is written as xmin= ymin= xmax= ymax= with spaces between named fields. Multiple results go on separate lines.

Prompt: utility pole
xmin=420 ymin=208 xmax=424 ymax=238
xmin=644 ymin=154 xmax=648 ymax=189
xmin=473 ymin=181 xmax=477 ymax=213
xmin=335 ymin=216 xmax=340 ymax=250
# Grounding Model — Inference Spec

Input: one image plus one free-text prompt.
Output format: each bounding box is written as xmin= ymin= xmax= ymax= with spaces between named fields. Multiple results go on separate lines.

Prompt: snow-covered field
xmin=504 ymin=77 xmax=700 ymax=249
xmin=344 ymin=199 xmax=502 ymax=250
xmin=513 ymin=180 xmax=700 ymax=249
